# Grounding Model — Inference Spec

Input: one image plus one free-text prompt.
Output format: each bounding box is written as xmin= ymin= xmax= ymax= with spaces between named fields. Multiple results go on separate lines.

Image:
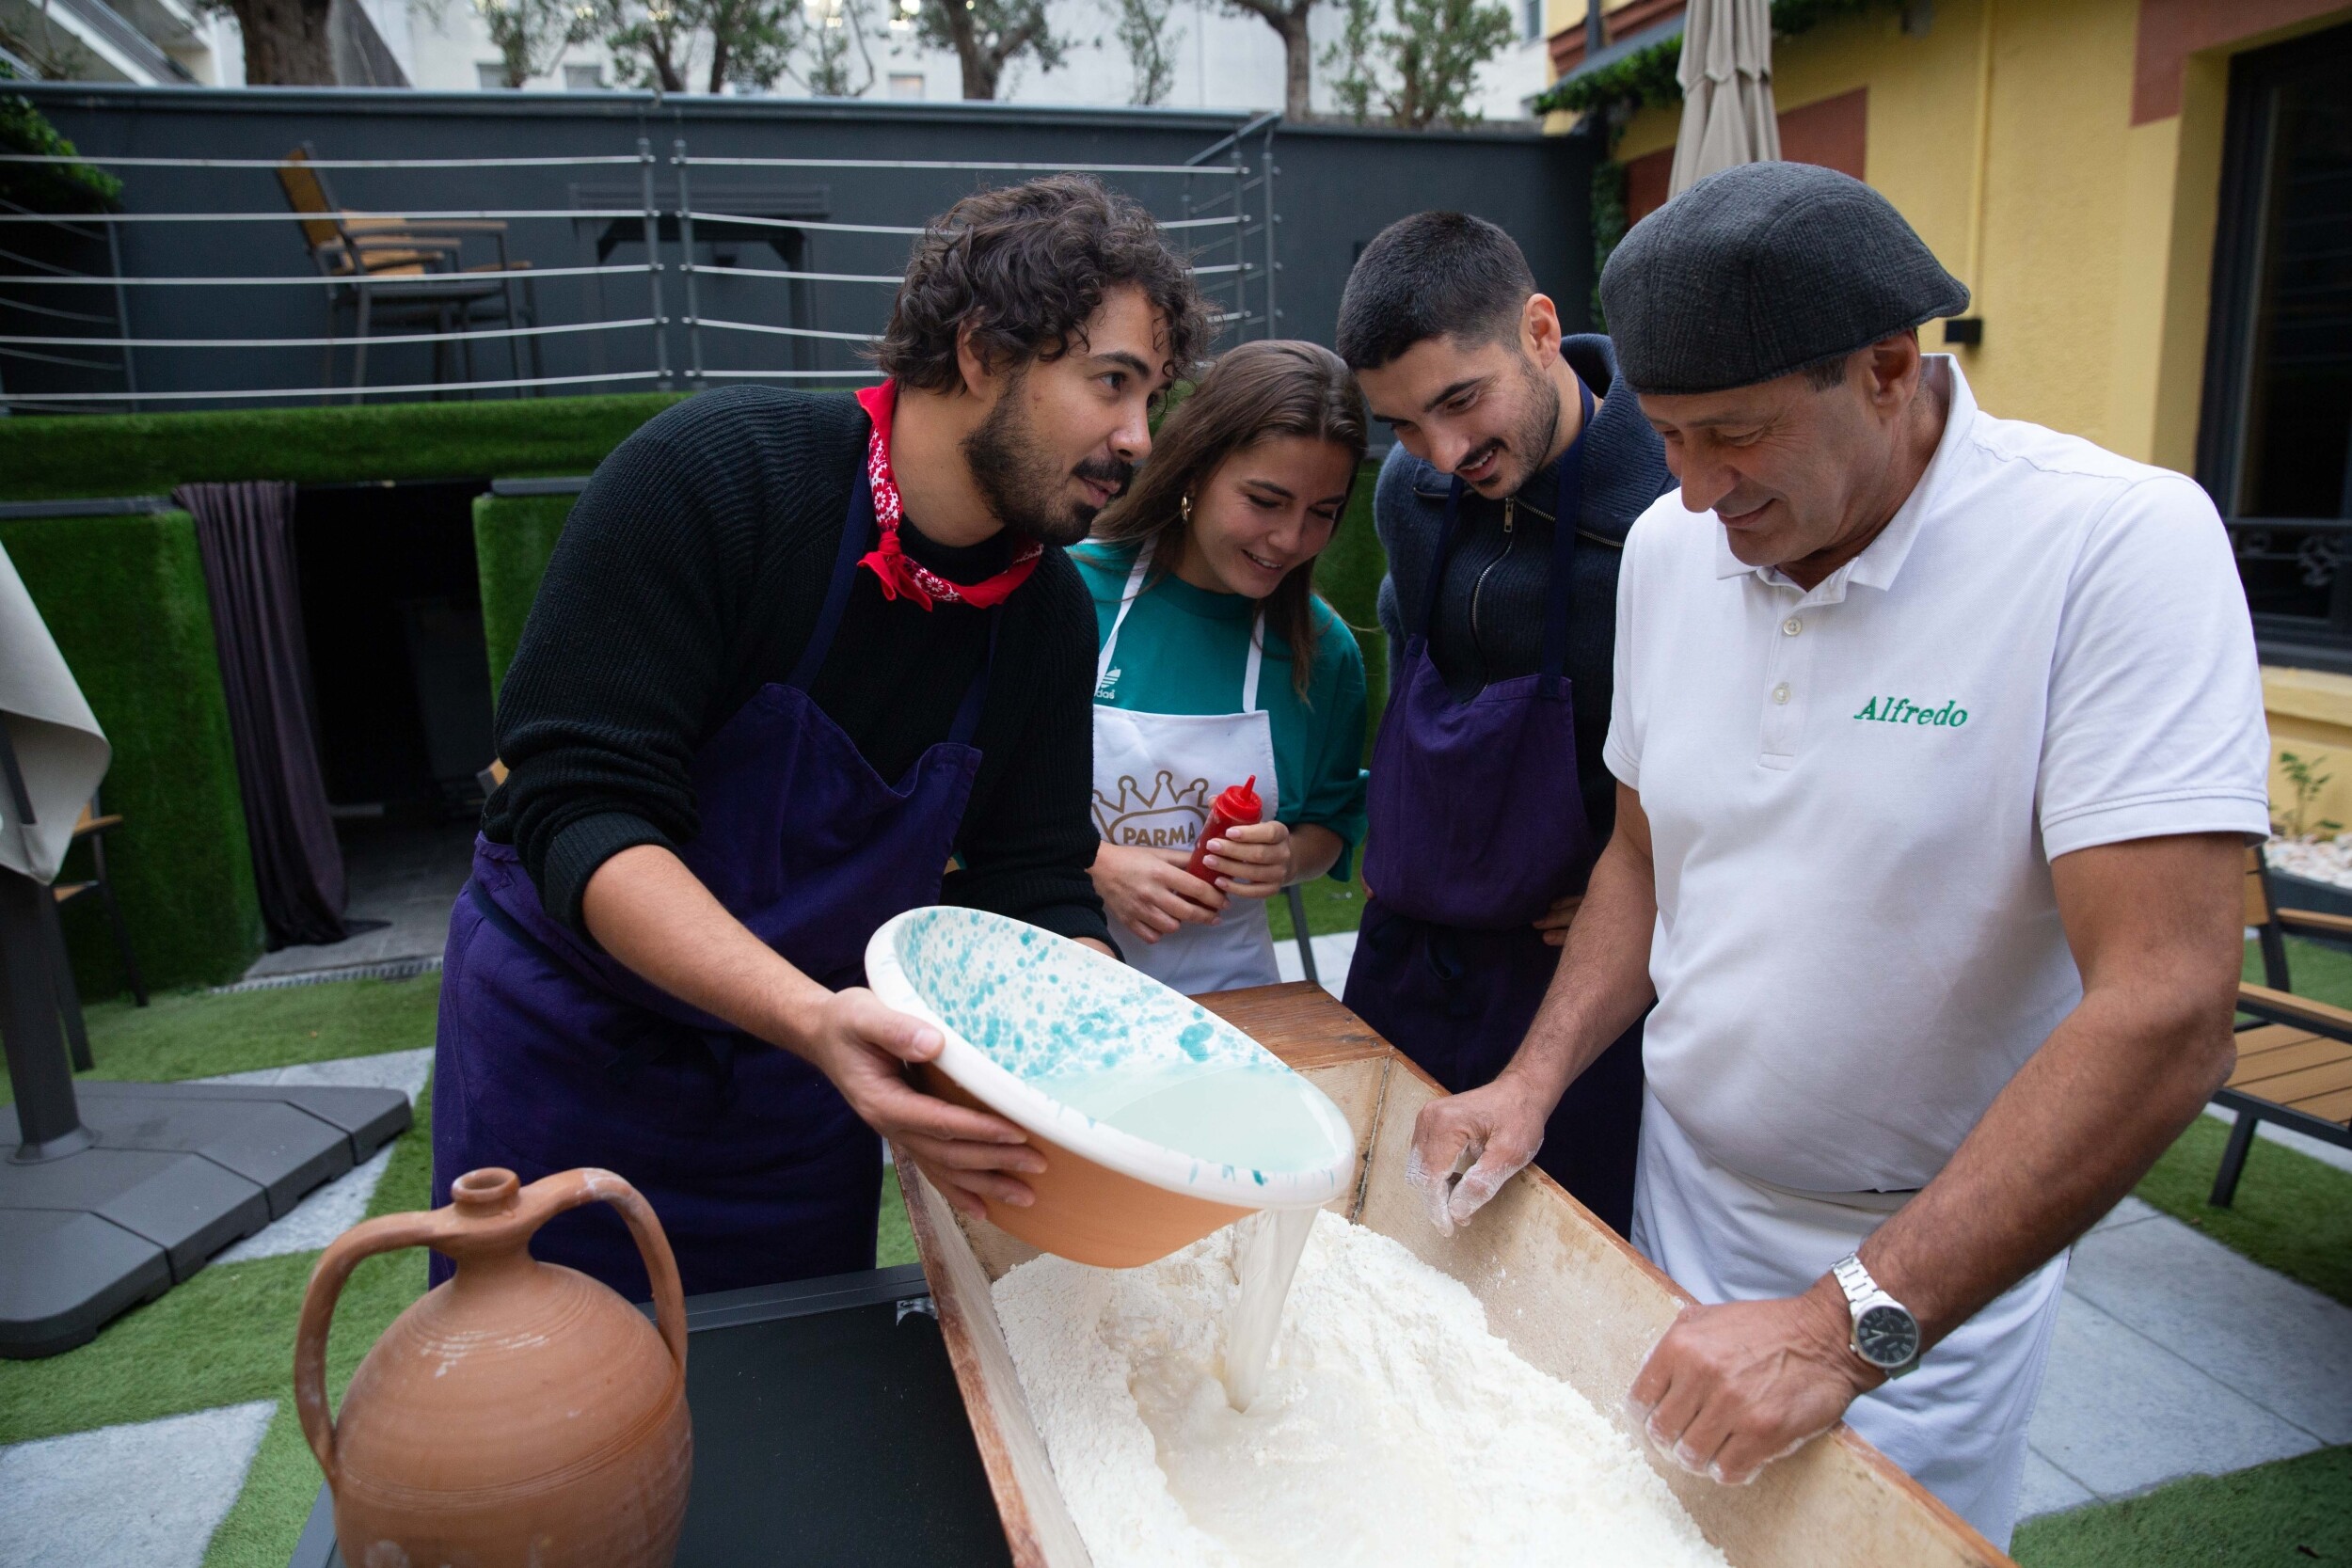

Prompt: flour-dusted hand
xmin=1199 ymin=818 xmax=1293 ymax=900
xmin=799 ymin=987 xmax=1046 ymax=1220
xmin=1406 ymin=1076 xmax=1547 ymax=1234
xmin=1628 ymin=1281 xmax=1878 ymax=1486
xmin=1090 ymin=841 xmax=1227 ymax=942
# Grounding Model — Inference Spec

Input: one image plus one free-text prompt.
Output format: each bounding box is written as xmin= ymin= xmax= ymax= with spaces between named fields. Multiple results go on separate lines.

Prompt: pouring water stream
xmin=1221 ymin=1205 xmax=1318 ymax=1411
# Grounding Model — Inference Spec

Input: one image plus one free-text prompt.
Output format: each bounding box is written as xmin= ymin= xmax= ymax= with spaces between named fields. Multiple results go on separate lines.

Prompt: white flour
xmin=993 ymin=1210 xmax=1729 ymax=1568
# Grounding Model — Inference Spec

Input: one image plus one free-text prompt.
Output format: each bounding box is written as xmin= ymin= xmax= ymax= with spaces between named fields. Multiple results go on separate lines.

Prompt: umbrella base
xmin=0 ymin=1080 xmax=410 ymax=1358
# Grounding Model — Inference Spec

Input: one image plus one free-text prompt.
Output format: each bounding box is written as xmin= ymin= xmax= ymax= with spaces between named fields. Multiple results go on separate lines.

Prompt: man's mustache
xmin=1075 ymin=457 xmax=1134 ymax=491
xmin=1456 ymin=440 xmax=1503 ymax=478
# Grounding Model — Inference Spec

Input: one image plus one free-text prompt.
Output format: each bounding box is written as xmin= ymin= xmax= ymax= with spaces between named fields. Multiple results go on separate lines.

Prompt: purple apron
xmin=431 ymin=467 xmax=993 ymax=1300
xmin=1343 ymin=376 xmax=1645 ymax=1234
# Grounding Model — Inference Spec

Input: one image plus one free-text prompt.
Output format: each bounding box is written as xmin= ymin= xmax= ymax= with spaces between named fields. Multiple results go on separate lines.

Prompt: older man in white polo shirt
xmin=1406 ymin=162 xmax=2271 ymax=1547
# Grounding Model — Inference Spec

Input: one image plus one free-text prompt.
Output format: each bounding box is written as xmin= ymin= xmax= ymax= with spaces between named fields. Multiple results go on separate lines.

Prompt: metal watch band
xmin=1832 ymin=1252 xmax=1920 ymax=1378
xmin=1832 ymin=1252 xmax=1880 ymax=1308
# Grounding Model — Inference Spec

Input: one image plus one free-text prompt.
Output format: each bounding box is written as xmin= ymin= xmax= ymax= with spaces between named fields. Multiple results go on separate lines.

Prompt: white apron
xmin=1091 ymin=550 xmax=1281 ymax=995
xmin=1629 ymin=1088 xmax=2067 ymax=1551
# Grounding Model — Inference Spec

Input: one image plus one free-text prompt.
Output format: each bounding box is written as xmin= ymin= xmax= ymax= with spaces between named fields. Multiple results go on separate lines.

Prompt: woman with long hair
xmin=1073 ymin=339 xmax=1371 ymax=992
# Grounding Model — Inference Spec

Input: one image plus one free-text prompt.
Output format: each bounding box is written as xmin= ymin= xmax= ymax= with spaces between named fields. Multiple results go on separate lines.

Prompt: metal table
xmin=285 ymin=1262 xmax=1014 ymax=1568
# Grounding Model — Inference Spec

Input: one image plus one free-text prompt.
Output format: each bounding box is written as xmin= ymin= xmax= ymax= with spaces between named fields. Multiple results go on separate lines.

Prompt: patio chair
xmin=276 ymin=146 xmax=543 ymax=399
xmin=52 ymin=793 xmax=145 ymax=1009
xmin=2217 ymin=849 xmax=2352 ymax=1204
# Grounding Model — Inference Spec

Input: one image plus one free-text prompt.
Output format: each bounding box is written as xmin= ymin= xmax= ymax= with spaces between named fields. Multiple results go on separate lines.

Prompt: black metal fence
xmin=0 ymin=87 xmax=1594 ymax=412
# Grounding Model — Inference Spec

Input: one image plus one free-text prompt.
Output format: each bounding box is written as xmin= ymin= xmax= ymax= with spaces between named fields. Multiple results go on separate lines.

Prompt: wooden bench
xmin=2220 ymin=852 xmax=2352 ymax=1204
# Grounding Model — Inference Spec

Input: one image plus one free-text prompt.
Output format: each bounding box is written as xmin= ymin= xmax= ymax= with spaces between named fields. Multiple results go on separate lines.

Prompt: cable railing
xmin=0 ymin=125 xmax=1279 ymax=414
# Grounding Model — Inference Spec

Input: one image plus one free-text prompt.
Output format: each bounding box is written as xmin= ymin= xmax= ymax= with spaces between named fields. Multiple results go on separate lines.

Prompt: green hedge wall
xmin=1315 ymin=459 xmax=1391 ymax=761
xmin=0 ymin=395 xmax=685 ymax=503
xmin=0 ymin=512 xmax=263 ymax=992
xmin=472 ymin=493 xmax=578 ymax=709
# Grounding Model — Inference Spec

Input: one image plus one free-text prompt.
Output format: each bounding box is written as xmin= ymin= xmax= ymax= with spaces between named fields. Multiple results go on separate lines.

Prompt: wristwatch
xmin=1831 ymin=1253 xmax=1920 ymax=1379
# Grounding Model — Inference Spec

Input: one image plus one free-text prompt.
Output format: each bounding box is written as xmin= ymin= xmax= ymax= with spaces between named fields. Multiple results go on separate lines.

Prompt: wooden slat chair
xmin=2219 ymin=849 xmax=2352 ymax=1204
xmin=276 ymin=146 xmax=541 ymax=397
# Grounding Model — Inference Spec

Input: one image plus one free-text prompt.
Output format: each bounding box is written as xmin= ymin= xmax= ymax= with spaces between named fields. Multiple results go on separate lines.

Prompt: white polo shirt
xmin=1604 ymin=358 xmax=2269 ymax=1194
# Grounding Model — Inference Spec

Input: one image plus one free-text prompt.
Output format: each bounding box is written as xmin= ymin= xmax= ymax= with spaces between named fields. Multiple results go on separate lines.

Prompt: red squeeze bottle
xmin=1184 ymin=776 xmax=1263 ymax=886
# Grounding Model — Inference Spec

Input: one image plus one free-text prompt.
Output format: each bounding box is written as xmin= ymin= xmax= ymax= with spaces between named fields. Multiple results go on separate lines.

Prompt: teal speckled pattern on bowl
xmin=866 ymin=907 xmax=1357 ymax=1208
xmin=899 ymin=909 xmax=1265 ymax=1081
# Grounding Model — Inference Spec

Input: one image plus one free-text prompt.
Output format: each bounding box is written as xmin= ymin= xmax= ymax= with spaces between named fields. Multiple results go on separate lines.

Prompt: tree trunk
xmin=942 ymin=4 xmax=997 ymax=97
xmin=1279 ymin=11 xmax=1310 ymax=119
xmin=230 ymin=0 xmax=336 ymax=85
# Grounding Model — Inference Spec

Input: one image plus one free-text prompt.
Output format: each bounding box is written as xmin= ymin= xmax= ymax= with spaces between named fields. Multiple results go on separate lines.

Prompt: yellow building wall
xmin=1601 ymin=1 xmax=2352 ymax=832
xmin=1608 ymin=0 xmax=2352 ymax=475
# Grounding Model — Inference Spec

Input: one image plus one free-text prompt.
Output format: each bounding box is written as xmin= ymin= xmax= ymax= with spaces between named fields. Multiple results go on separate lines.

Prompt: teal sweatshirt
xmin=1072 ymin=540 xmax=1369 ymax=880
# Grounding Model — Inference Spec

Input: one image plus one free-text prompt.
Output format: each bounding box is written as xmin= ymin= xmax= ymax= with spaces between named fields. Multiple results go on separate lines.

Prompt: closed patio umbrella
xmin=1669 ymin=0 xmax=1780 ymax=198
xmin=0 ymin=541 xmax=107 ymax=884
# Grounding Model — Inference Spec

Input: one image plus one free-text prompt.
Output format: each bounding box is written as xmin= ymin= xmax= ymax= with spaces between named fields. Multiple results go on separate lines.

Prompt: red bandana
xmin=853 ymin=380 xmax=1043 ymax=611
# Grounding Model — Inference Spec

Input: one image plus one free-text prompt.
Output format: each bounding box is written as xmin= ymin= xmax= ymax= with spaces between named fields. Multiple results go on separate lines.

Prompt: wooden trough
xmin=896 ymin=982 xmax=2015 ymax=1568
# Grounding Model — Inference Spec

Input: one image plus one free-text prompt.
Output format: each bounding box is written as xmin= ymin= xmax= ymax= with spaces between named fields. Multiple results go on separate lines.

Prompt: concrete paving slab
xmin=0 ymin=1401 xmax=276 ymax=1568
xmin=1274 ymin=930 xmax=1357 ymax=997
xmin=2062 ymin=1212 xmax=2352 ymax=1446
xmin=2016 ymin=1449 xmax=2096 ymax=1519
xmin=2026 ymin=1292 xmax=2317 ymax=1498
xmin=2088 ymin=1195 xmax=2161 ymax=1233
xmin=198 ymin=1050 xmax=431 ymax=1265
xmin=242 ymin=823 xmax=469 ymax=983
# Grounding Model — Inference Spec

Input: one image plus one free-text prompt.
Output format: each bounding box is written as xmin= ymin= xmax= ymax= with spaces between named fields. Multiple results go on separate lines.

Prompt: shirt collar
xmin=1711 ymin=356 xmax=1977 ymax=598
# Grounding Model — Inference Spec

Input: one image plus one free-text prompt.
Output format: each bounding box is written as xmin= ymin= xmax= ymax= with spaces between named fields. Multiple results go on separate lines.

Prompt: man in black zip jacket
xmin=1336 ymin=212 xmax=1672 ymax=1237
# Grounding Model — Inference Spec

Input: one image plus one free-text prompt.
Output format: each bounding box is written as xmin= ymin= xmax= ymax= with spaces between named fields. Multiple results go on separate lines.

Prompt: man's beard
xmin=961 ymin=385 xmax=1132 ymax=547
xmin=1456 ymin=356 xmax=1563 ymax=496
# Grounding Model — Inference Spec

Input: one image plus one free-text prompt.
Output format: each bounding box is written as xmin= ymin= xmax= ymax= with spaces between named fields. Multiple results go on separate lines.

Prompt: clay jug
xmin=294 ymin=1166 xmax=692 ymax=1568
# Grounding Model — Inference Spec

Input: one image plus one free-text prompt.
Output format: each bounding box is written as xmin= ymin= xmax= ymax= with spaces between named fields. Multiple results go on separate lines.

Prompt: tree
xmin=1320 ymin=0 xmax=1511 ymax=129
xmin=1220 ymin=0 xmax=1313 ymax=120
xmin=914 ymin=0 xmax=1065 ymax=100
xmin=476 ymin=0 xmax=601 ymax=87
xmin=600 ymin=0 xmax=803 ymax=92
xmin=797 ymin=0 xmax=881 ymax=96
xmin=1105 ymin=0 xmax=1181 ymax=106
xmin=223 ymin=0 xmax=337 ymax=83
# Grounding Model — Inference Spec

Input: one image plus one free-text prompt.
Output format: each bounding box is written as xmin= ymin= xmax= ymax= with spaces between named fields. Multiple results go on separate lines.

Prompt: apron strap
xmin=1095 ymin=543 xmax=1267 ymax=714
xmin=1242 ymin=613 xmax=1264 ymax=712
xmin=1538 ymin=374 xmax=1597 ymax=687
xmin=788 ymin=467 xmax=877 ymax=691
xmin=1094 ymin=545 xmax=1153 ymax=693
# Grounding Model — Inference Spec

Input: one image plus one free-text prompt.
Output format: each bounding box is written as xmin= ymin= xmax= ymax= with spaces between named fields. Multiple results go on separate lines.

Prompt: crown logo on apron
xmin=1092 ymin=770 xmax=1212 ymax=849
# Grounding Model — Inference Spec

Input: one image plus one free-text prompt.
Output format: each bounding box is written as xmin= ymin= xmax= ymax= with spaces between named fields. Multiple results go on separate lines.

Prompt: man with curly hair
xmin=433 ymin=175 xmax=1212 ymax=1300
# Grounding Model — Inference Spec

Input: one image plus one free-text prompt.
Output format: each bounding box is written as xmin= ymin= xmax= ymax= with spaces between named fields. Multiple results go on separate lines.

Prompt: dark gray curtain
xmin=178 ymin=482 xmax=348 ymax=948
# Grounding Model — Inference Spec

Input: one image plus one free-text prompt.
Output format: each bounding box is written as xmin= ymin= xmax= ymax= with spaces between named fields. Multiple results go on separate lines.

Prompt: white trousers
xmin=1629 ymin=1089 xmax=2067 ymax=1550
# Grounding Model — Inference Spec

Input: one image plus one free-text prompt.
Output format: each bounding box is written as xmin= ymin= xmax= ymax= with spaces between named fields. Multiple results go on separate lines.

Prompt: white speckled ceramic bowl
xmin=866 ymin=907 xmax=1357 ymax=1267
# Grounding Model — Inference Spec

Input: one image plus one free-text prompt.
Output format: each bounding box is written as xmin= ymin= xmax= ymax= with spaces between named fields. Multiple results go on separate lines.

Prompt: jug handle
xmin=292 ymin=1209 xmax=442 ymax=1490
xmin=291 ymin=1168 xmax=688 ymax=1492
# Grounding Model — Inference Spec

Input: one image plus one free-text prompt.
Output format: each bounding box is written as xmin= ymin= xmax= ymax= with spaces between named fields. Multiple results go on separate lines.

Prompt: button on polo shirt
xmin=1603 ymin=359 xmax=2270 ymax=1194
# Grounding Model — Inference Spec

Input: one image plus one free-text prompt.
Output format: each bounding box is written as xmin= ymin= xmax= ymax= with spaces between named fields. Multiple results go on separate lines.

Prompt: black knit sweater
xmin=483 ymin=385 xmax=1111 ymax=949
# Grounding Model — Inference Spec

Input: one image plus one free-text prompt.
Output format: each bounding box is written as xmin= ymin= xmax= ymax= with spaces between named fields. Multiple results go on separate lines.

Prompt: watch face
xmin=1855 ymin=1304 xmax=1919 ymax=1369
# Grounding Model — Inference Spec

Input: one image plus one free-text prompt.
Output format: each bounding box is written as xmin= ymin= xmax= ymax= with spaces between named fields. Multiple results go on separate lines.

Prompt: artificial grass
xmin=879 ymin=1164 xmax=918 ymax=1269
xmin=1 ymin=508 xmax=262 ymax=995
xmin=2012 ymin=1444 xmax=2352 ymax=1567
xmin=473 ymin=492 xmax=578 ymax=708
xmin=2134 ymin=1113 xmax=2352 ymax=1307
xmin=0 ymin=973 xmax=441 ymax=1107
xmin=0 ymin=1077 xmax=436 ymax=1449
xmin=1267 ymin=871 xmax=1369 ymax=942
xmin=0 ymin=394 xmax=687 ymax=503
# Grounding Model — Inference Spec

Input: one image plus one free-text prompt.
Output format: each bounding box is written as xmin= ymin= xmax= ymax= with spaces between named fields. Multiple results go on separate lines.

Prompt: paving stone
xmin=0 ymin=1401 xmax=276 ymax=1568
xmin=2016 ymin=1448 xmax=2096 ymax=1519
xmin=198 ymin=1049 xmax=432 ymax=1265
xmin=2087 ymin=1195 xmax=2161 ymax=1233
xmin=2064 ymin=1213 xmax=2352 ymax=1445
xmin=2027 ymin=1292 xmax=2318 ymax=1498
xmin=1274 ymin=931 xmax=1356 ymax=997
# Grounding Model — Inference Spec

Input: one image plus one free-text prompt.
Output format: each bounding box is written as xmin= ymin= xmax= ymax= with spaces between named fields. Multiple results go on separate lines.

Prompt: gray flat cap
xmin=1598 ymin=162 xmax=1968 ymax=397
